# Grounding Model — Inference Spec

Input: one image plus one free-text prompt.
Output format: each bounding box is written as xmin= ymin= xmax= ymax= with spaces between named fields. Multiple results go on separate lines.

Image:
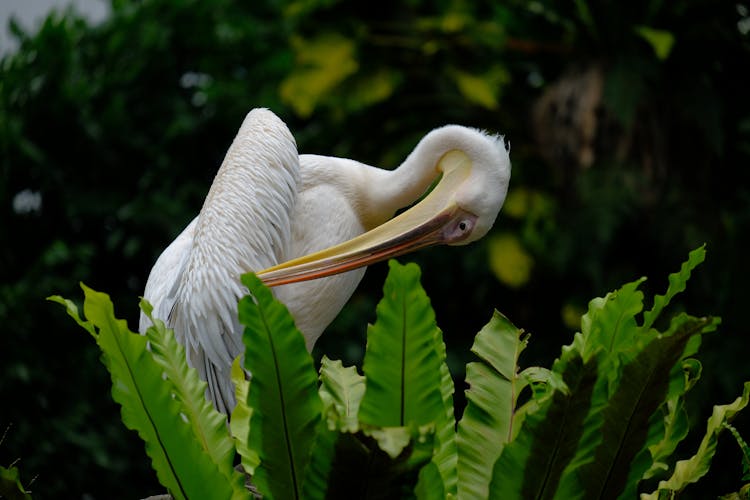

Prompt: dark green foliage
xmin=3 ymin=0 xmax=750 ymax=497
xmin=487 ymin=247 xmax=731 ymax=499
xmin=52 ymin=252 xmax=750 ymax=498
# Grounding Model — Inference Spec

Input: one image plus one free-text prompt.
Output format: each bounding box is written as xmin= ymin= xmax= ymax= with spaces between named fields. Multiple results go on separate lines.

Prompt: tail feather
xmin=203 ymin=352 xmax=235 ymax=415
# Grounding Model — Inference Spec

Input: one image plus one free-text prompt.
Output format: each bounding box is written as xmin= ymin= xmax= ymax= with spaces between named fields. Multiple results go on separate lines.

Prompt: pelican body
xmin=140 ymin=108 xmax=510 ymax=413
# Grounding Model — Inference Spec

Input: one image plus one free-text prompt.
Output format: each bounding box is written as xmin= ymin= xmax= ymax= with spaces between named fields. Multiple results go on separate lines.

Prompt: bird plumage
xmin=140 ymin=108 xmax=511 ymax=414
xmin=141 ymin=109 xmax=298 ymax=412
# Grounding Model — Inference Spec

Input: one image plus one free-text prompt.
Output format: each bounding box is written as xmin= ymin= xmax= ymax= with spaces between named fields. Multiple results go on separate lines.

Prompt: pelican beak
xmin=256 ymin=150 xmax=476 ymax=287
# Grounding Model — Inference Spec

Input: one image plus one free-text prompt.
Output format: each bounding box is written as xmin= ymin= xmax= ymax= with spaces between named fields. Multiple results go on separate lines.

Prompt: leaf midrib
xmin=106 ymin=315 xmax=188 ymax=500
xmin=259 ymin=303 xmax=300 ymax=499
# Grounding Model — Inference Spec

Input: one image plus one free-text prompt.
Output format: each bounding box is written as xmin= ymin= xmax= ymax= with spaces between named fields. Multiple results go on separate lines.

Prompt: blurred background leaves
xmin=1 ymin=0 xmax=749 ymax=497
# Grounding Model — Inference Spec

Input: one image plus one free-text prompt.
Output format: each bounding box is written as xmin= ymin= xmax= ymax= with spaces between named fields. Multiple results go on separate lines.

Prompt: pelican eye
xmin=443 ymin=214 xmax=478 ymax=244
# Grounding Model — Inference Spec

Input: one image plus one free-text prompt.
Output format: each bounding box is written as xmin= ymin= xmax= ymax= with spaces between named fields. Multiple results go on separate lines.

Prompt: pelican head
xmin=257 ymin=125 xmax=511 ymax=286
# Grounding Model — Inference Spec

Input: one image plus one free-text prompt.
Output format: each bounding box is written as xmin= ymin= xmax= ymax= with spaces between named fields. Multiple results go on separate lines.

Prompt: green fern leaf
xmin=643 ymin=381 xmax=750 ymax=498
xmin=302 ymin=357 xmax=365 ymax=497
xmin=358 ymin=260 xmax=452 ymax=497
xmin=489 ymin=350 xmax=598 ymax=500
xmin=456 ymin=311 xmax=527 ymax=499
xmin=139 ymin=299 xmax=245 ymax=495
xmin=643 ymin=244 xmax=706 ymax=330
xmin=423 ymin=321 xmax=457 ymax=497
xmin=0 ymin=464 xmax=32 ymax=500
xmin=238 ymin=273 xmax=322 ymax=500
xmin=559 ymin=315 xmax=717 ymax=499
xmin=723 ymin=422 xmax=750 ymax=481
xmin=358 ymin=260 xmax=445 ymax=429
xmin=50 ymin=285 xmax=235 ymax=500
xmin=318 ymin=356 xmax=365 ymax=433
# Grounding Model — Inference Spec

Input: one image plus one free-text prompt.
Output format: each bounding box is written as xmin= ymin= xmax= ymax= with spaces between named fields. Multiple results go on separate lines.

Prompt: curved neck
xmin=361 ymin=127 xmax=466 ymax=228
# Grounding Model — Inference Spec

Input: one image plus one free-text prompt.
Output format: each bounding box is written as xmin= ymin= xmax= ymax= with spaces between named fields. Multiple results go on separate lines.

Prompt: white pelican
xmin=139 ymin=108 xmax=511 ymax=413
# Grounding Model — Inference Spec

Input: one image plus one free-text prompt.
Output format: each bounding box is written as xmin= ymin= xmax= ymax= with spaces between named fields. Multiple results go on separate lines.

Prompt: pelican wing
xmin=141 ymin=109 xmax=299 ymax=414
xmin=139 ymin=218 xmax=196 ymax=334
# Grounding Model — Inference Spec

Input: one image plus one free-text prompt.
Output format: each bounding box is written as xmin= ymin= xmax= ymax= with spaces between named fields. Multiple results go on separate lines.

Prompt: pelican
xmin=139 ymin=108 xmax=511 ymax=413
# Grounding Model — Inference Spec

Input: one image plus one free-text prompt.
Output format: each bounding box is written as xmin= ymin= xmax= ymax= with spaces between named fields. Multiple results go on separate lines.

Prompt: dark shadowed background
xmin=1 ymin=0 xmax=749 ymax=497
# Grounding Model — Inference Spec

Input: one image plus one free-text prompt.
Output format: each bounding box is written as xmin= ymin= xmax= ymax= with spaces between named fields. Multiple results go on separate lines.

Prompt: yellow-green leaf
xmin=502 ymin=188 xmax=554 ymax=220
xmin=645 ymin=381 xmax=750 ymax=497
xmin=346 ymin=68 xmax=400 ymax=110
xmin=488 ymin=233 xmax=534 ymax=288
xmin=280 ymin=33 xmax=358 ymax=117
xmin=0 ymin=464 xmax=32 ymax=500
xmin=229 ymin=356 xmax=258 ymax=476
xmin=451 ymin=65 xmax=510 ymax=110
xmin=453 ymin=71 xmax=497 ymax=109
xmin=364 ymin=427 xmax=413 ymax=459
xmin=318 ymin=356 xmax=365 ymax=433
xmin=561 ymin=303 xmax=586 ymax=330
xmin=635 ymin=25 xmax=675 ymax=61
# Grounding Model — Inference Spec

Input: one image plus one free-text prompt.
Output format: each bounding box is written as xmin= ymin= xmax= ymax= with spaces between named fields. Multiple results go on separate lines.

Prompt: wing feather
xmin=141 ymin=109 xmax=299 ymax=413
xmin=139 ymin=218 xmax=196 ymax=334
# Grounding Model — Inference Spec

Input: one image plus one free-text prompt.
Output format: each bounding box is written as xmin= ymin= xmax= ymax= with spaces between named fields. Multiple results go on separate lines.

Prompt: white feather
xmin=140 ymin=109 xmax=511 ymax=414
